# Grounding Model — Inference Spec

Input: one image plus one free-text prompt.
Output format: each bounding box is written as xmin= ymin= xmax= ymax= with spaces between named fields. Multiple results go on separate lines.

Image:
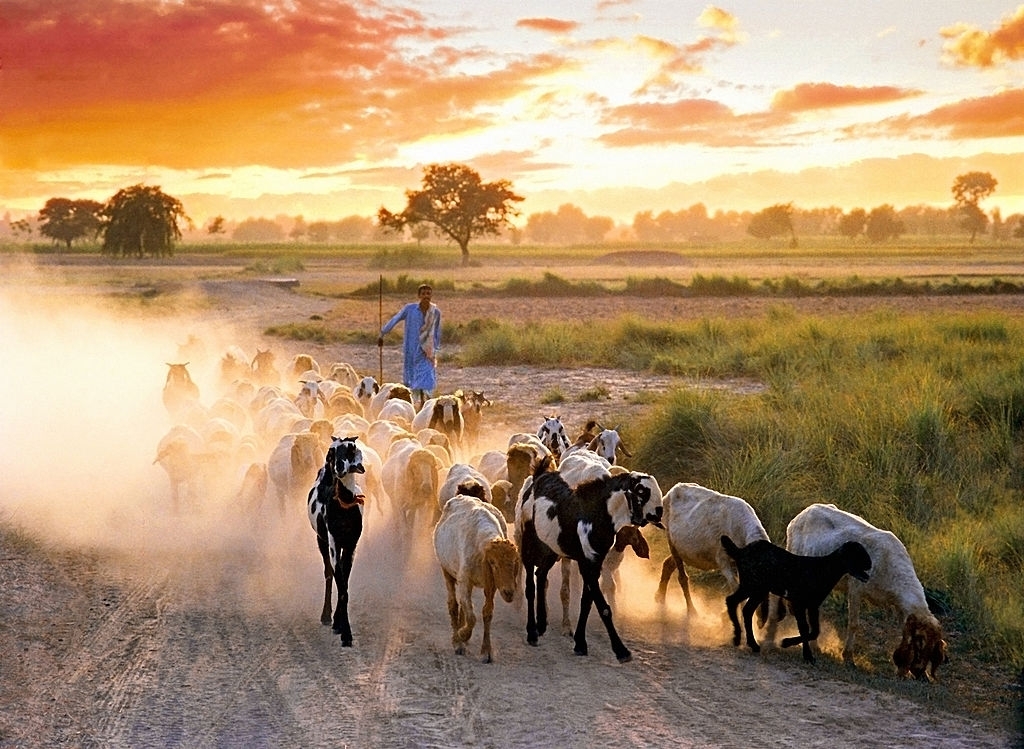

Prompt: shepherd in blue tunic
xmin=379 ymin=283 xmax=441 ymax=408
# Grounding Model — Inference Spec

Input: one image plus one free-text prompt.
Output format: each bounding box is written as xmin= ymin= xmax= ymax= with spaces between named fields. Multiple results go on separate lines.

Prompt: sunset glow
xmin=3 ymin=1 xmax=1024 ymax=225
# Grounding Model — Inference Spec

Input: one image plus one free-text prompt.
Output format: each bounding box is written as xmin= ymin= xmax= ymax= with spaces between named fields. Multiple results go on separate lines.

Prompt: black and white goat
xmin=721 ymin=535 xmax=872 ymax=664
xmin=535 ymin=416 xmax=571 ymax=461
xmin=515 ymin=456 xmax=663 ymax=663
xmin=307 ymin=436 xmax=366 ymax=646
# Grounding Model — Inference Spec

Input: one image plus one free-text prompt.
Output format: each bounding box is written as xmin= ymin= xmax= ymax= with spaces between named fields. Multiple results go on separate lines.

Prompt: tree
xmin=837 ymin=208 xmax=866 ymax=240
xmin=206 ymin=216 xmax=226 ymax=235
xmin=377 ymin=163 xmax=523 ymax=266
xmin=38 ymin=198 xmax=103 ymax=251
xmin=232 ymin=217 xmax=285 ymax=243
xmin=952 ymin=171 xmax=997 ymax=243
xmin=102 ymin=185 xmax=189 ymax=257
xmin=865 ymin=204 xmax=904 ymax=243
xmin=747 ymin=203 xmax=797 ymax=246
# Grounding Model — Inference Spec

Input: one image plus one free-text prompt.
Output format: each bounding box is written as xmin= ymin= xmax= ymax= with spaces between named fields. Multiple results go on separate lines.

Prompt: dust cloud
xmin=0 ymin=280 xmax=767 ymax=652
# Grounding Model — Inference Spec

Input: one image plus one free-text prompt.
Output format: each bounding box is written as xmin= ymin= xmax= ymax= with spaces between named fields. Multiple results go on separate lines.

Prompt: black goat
xmin=721 ymin=535 xmax=871 ymax=663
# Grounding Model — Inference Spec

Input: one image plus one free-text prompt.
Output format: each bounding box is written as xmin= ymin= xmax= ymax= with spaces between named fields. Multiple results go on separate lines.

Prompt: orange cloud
xmin=941 ymin=5 xmax=1024 ymax=68
xmin=599 ymin=99 xmax=788 ymax=147
xmin=516 ymin=17 xmax=579 ymax=34
xmin=866 ymin=88 xmax=1024 ymax=139
xmin=0 ymin=0 xmax=563 ymax=171
xmin=771 ymin=83 xmax=922 ymax=112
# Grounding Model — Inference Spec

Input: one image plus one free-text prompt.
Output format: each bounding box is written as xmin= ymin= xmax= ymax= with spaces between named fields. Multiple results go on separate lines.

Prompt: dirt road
xmin=0 ymin=273 xmax=1019 ymax=747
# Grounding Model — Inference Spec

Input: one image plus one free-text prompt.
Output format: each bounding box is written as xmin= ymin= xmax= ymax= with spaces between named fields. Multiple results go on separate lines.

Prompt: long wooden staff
xmin=378 ymin=274 xmax=384 ymax=383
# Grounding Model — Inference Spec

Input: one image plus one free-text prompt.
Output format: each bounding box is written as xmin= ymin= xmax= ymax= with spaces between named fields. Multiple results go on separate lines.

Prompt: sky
xmin=3 ymin=0 xmax=1024 ymax=227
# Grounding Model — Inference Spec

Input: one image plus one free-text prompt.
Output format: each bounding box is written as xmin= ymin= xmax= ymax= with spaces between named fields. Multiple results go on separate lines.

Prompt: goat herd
xmin=156 ymin=346 xmax=947 ymax=680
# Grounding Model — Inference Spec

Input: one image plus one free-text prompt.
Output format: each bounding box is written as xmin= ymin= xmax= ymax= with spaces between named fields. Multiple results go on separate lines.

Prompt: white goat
xmin=654 ymin=482 xmax=770 ymax=616
xmin=433 ymin=492 xmax=521 ymax=663
xmin=774 ymin=503 xmax=948 ymax=680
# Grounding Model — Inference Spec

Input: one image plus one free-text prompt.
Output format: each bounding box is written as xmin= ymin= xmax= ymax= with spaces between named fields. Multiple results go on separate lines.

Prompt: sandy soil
xmin=1 ymin=270 xmax=1021 ymax=748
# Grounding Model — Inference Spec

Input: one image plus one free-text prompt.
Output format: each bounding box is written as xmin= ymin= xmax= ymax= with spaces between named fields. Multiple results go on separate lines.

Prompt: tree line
xmin=8 ymin=164 xmax=1022 ymax=264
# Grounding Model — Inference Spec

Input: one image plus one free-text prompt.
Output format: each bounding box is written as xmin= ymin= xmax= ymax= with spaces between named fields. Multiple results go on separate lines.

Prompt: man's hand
xmin=377 ymin=336 xmax=384 ymax=347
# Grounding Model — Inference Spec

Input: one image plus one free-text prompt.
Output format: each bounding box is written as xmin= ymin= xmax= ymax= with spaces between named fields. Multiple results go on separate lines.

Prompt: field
xmin=1 ymin=243 xmax=1023 ymax=747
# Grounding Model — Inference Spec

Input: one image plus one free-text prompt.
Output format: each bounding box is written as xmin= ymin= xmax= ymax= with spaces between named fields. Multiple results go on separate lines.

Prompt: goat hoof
xmin=320 ymin=617 xmax=332 ymax=626
xmin=454 ymin=644 xmax=466 ymax=656
xmin=480 ymin=654 xmax=492 ymax=664
xmin=750 ymin=644 xmax=761 ymax=654
xmin=341 ymin=638 xmax=353 ymax=647
xmin=617 ymin=651 xmax=633 ymax=664
xmin=573 ymin=646 xmax=588 ymax=657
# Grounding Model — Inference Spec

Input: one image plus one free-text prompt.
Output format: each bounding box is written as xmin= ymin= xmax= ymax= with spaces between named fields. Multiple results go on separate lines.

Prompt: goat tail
xmin=721 ymin=535 xmax=740 ymax=558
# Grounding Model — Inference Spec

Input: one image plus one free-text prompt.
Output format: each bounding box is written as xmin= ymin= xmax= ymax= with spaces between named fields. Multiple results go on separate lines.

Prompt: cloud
xmin=599 ymin=99 xmax=789 ymax=147
xmin=771 ymin=83 xmax=922 ymax=112
xmin=516 ymin=17 xmax=579 ymax=34
xmin=866 ymin=88 xmax=1024 ymax=139
xmin=697 ymin=5 xmax=742 ymax=42
xmin=941 ymin=5 xmax=1024 ymax=68
xmin=0 ymin=0 xmax=565 ymax=172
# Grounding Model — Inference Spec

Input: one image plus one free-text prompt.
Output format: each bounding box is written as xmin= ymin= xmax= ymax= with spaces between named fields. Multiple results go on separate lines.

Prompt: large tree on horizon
xmin=377 ymin=163 xmax=523 ymax=266
xmin=101 ymin=184 xmax=190 ymax=257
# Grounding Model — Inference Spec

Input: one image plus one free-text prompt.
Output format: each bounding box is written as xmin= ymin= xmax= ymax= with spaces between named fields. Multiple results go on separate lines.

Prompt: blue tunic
xmin=380 ymin=302 xmax=441 ymax=392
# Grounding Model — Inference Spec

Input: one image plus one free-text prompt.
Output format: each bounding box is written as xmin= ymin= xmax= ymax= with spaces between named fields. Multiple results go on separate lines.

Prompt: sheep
xmin=654 ymin=482 xmax=770 ymax=616
xmin=722 ymin=535 xmax=872 ymax=664
xmin=779 ymin=503 xmax=948 ymax=680
xmin=332 ymin=413 xmax=369 ymax=441
xmin=254 ymin=396 xmax=307 ymax=449
xmin=307 ymin=436 xmax=366 ymax=645
xmin=153 ymin=424 xmax=206 ymax=510
xmin=516 ymin=455 xmax=664 ymax=662
xmin=433 ymin=491 xmax=521 ymax=663
xmin=412 ymin=395 xmax=465 ymax=453
xmin=474 ymin=449 xmax=508 ymax=484
xmin=325 ymin=361 xmax=360 ymax=388
xmin=325 ymin=388 xmax=363 ymax=420
xmin=377 ymin=398 xmax=416 ymax=428
xmin=251 ymin=348 xmax=281 ymax=387
xmin=366 ymin=419 xmax=415 ymax=460
xmin=438 ymin=463 xmax=493 ymax=511
xmin=162 ymin=362 xmax=200 ymax=418
xmin=288 ymin=353 xmax=320 ymax=380
xmin=368 ymin=382 xmax=414 ymax=420
xmin=208 ymin=396 xmax=251 ymax=433
xmin=268 ymin=431 xmax=325 ymax=513
xmin=381 ymin=437 xmax=444 ymax=533
xmin=220 ymin=345 xmax=251 ymax=386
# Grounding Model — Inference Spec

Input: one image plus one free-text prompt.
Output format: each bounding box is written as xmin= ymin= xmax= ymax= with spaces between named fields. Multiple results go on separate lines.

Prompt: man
xmin=378 ymin=283 xmax=440 ymax=408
